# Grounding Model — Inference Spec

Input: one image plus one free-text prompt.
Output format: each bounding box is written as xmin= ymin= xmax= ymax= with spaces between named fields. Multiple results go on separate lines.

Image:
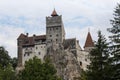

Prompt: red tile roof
xmin=17 ymin=33 xmax=27 ymax=40
xmin=18 ymin=34 xmax=46 ymax=47
xmin=51 ymin=9 xmax=58 ymax=16
xmin=84 ymin=32 xmax=94 ymax=48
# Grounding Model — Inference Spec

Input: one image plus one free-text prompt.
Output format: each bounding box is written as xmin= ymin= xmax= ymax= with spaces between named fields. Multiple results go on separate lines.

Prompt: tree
xmin=18 ymin=57 xmax=61 ymax=80
xmin=86 ymin=31 xmax=111 ymax=80
xmin=10 ymin=57 xmax=18 ymax=70
xmin=0 ymin=46 xmax=11 ymax=68
xmin=0 ymin=64 xmax=15 ymax=80
xmin=107 ymin=3 xmax=120 ymax=80
xmin=80 ymin=69 xmax=87 ymax=80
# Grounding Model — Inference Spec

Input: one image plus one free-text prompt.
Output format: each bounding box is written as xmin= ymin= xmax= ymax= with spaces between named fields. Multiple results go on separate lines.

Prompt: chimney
xmin=26 ymin=33 xmax=29 ymax=36
xmin=33 ymin=34 xmax=36 ymax=37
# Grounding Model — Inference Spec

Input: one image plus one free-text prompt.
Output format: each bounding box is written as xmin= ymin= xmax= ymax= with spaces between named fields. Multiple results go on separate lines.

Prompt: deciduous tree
xmin=18 ymin=57 xmax=61 ymax=80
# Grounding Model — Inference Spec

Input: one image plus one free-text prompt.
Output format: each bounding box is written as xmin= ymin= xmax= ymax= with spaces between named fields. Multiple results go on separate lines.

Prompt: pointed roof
xmin=84 ymin=32 xmax=94 ymax=48
xmin=17 ymin=33 xmax=27 ymax=40
xmin=51 ymin=9 xmax=58 ymax=16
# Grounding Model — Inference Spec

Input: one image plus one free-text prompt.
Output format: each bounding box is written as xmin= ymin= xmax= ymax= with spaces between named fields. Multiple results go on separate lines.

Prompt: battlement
xmin=46 ymin=16 xmax=62 ymax=27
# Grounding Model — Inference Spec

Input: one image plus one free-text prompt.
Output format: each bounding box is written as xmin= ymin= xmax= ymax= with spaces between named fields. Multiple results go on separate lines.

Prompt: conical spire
xmin=51 ymin=9 xmax=58 ymax=16
xmin=84 ymin=32 xmax=94 ymax=48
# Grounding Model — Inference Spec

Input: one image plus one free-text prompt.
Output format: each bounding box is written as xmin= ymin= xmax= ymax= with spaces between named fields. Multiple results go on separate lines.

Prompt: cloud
xmin=0 ymin=0 xmax=119 ymax=57
xmin=0 ymin=25 xmax=24 ymax=57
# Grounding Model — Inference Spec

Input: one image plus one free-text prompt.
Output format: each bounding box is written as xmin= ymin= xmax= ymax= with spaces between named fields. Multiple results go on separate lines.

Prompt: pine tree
xmin=107 ymin=3 xmax=120 ymax=80
xmin=86 ymin=31 xmax=110 ymax=80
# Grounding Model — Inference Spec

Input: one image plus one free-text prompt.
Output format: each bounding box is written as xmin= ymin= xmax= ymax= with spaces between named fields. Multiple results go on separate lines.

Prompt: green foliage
xmin=10 ymin=57 xmax=18 ymax=70
xmin=0 ymin=64 xmax=15 ymax=80
xmin=107 ymin=3 xmax=120 ymax=80
xmin=0 ymin=46 xmax=11 ymax=68
xmin=18 ymin=56 xmax=61 ymax=80
xmin=80 ymin=70 xmax=87 ymax=80
xmin=86 ymin=31 xmax=111 ymax=80
xmin=0 ymin=46 xmax=16 ymax=80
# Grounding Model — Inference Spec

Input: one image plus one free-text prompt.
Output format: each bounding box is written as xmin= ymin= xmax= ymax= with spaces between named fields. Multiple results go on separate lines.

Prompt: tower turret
xmin=46 ymin=9 xmax=65 ymax=49
xmin=51 ymin=9 xmax=58 ymax=16
xmin=84 ymin=31 xmax=94 ymax=52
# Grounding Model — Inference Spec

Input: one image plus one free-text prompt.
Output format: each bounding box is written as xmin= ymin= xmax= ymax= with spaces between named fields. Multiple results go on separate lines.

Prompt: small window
xmin=85 ymin=59 xmax=87 ymax=61
xmin=80 ymin=62 xmax=82 ymax=66
xmin=50 ymin=35 xmax=52 ymax=37
xmin=41 ymin=46 xmax=42 ymax=48
xmin=56 ymin=27 xmax=58 ymax=30
xmin=56 ymin=39 xmax=58 ymax=41
xmin=50 ymin=28 xmax=51 ymax=31
xmin=24 ymin=53 xmax=26 ymax=57
xmin=36 ymin=47 xmax=37 ymax=49
xmin=27 ymin=53 xmax=30 ymax=56
xmin=56 ymin=34 xmax=58 ymax=37
xmin=25 ymin=48 xmax=28 ymax=50
xmin=38 ymin=52 xmax=41 ymax=55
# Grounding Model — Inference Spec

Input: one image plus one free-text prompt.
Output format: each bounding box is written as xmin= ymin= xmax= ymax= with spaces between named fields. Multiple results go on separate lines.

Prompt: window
xmin=36 ymin=47 xmax=37 ymax=49
xmin=50 ymin=28 xmax=51 ymax=31
xmin=50 ymin=35 xmax=52 ymax=37
xmin=56 ymin=34 xmax=58 ymax=37
xmin=56 ymin=39 xmax=58 ymax=41
xmin=41 ymin=46 xmax=42 ymax=48
xmin=80 ymin=62 xmax=82 ymax=66
xmin=85 ymin=59 xmax=87 ymax=61
xmin=24 ymin=53 xmax=26 ymax=57
xmin=38 ymin=52 xmax=41 ymax=55
xmin=27 ymin=53 xmax=30 ymax=56
xmin=25 ymin=48 xmax=28 ymax=50
xmin=56 ymin=27 xmax=58 ymax=30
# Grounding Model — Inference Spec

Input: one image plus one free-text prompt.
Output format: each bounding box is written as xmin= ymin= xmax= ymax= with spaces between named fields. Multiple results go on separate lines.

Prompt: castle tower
xmin=46 ymin=9 xmax=65 ymax=49
xmin=84 ymin=31 xmax=94 ymax=52
xmin=17 ymin=34 xmax=27 ymax=67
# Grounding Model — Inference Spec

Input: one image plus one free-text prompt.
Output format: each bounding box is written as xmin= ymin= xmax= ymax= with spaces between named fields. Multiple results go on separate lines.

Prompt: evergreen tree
xmin=18 ymin=57 xmax=61 ymax=80
xmin=86 ymin=31 xmax=110 ymax=80
xmin=107 ymin=3 xmax=120 ymax=80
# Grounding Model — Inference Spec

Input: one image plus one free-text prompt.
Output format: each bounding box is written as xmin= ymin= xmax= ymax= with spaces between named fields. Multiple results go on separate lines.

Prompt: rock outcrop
xmin=45 ymin=46 xmax=81 ymax=80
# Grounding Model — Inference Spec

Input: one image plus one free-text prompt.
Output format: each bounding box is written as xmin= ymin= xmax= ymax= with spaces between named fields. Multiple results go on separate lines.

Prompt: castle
xmin=17 ymin=9 xmax=94 ymax=71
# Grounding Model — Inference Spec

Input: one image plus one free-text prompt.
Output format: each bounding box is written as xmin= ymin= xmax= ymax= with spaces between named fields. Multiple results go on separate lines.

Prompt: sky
xmin=0 ymin=0 xmax=119 ymax=57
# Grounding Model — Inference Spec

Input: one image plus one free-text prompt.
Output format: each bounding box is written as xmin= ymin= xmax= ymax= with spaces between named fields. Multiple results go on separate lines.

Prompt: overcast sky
xmin=0 ymin=0 xmax=119 ymax=57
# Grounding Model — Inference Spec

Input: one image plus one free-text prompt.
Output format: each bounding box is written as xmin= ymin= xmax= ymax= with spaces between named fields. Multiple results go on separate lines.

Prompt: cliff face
xmin=45 ymin=46 xmax=81 ymax=80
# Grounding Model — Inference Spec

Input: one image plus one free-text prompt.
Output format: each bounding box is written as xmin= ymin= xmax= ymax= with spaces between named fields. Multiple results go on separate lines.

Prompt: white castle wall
xmin=22 ymin=44 xmax=46 ymax=66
